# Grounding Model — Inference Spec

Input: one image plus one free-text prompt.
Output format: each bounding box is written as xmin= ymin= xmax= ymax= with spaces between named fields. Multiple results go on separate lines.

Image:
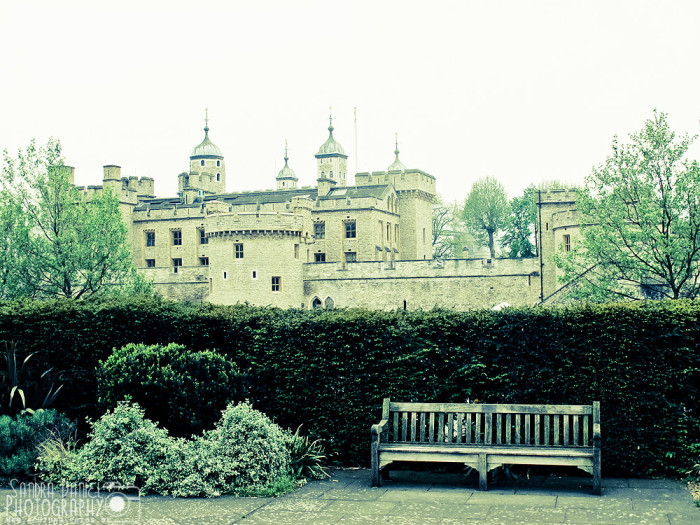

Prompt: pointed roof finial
xmin=284 ymin=139 xmax=289 ymax=164
xmin=204 ymin=108 xmax=209 ymax=134
xmin=388 ymin=132 xmax=407 ymax=172
xmin=394 ymin=132 xmax=399 ymax=155
xmin=328 ymin=105 xmax=334 ymax=134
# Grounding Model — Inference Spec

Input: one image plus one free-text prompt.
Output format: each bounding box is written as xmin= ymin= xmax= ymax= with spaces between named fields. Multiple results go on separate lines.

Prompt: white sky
xmin=1 ymin=0 xmax=699 ymax=203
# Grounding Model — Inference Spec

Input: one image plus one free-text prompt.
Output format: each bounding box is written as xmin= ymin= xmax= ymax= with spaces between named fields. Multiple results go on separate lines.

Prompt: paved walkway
xmin=1 ymin=469 xmax=697 ymax=524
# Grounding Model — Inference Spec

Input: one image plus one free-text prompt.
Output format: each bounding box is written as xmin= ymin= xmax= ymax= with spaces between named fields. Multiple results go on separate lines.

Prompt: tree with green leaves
xmin=1 ymin=138 xmax=151 ymax=299
xmin=556 ymin=110 xmax=700 ymax=300
xmin=462 ymin=176 xmax=510 ymax=258
xmin=501 ymin=186 xmax=537 ymax=258
xmin=432 ymin=195 xmax=472 ymax=259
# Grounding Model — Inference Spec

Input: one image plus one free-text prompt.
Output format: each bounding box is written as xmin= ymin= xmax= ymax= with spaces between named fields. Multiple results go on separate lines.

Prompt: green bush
xmin=0 ymin=409 xmax=75 ymax=479
xmin=97 ymin=343 xmax=243 ymax=437
xmin=38 ymin=400 xmax=295 ymax=497
xmin=4 ymin=297 xmax=700 ymax=478
xmin=199 ymin=401 xmax=291 ymax=495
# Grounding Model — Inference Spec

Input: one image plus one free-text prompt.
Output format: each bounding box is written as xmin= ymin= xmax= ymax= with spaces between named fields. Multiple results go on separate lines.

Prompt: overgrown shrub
xmin=38 ymin=400 xmax=296 ymax=497
xmin=97 ymin=343 xmax=243 ymax=437
xmin=287 ymin=425 xmax=329 ymax=480
xmin=0 ymin=409 xmax=75 ymax=479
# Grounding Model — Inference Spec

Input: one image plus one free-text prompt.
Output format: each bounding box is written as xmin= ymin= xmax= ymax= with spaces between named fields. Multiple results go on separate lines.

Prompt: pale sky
xmin=1 ymin=0 xmax=699 ymax=203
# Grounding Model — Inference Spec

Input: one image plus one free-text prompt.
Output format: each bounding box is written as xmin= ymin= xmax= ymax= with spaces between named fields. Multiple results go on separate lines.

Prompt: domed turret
xmin=387 ymin=133 xmax=407 ymax=173
xmin=315 ymin=108 xmax=348 ymax=191
xmin=276 ymin=140 xmax=298 ymax=190
xmin=180 ymin=109 xmax=226 ymax=198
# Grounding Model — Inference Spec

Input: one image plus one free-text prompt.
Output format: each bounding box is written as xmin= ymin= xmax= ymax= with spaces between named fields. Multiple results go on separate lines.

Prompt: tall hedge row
xmin=0 ymin=297 xmax=698 ymax=477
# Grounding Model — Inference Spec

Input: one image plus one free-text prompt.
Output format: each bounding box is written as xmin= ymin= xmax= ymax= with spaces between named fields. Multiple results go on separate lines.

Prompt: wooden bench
xmin=371 ymin=399 xmax=601 ymax=494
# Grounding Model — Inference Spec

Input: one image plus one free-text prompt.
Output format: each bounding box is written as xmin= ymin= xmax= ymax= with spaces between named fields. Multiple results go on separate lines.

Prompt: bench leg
xmin=478 ymin=454 xmax=488 ymax=491
xmin=371 ymin=436 xmax=381 ymax=487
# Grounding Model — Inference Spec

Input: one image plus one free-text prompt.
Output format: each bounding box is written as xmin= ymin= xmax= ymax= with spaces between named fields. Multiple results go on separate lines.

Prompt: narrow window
xmin=172 ymin=258 xmax=182 ymax=273
xmin=345 ymin=251 xmax=357 ymax=263
xmin=314 ymin=222 xmax=325 ymax=239
xmin=145 ymin=259 xmax=156 ymax=268
xmin=200 ymin=160 xmax=205 ymax=167
xmin=199 ymin=229 xmax=208 ymax=245
xmin=216 ymin=172 xmax=220 ymax=181
xmin=199 ymin=257 xmax=209 ymax=266
xmin=252 ymin=271 xmax=257 ymax=279
xmin=172 ymin=230 xmax=182 ymax=246
xmin=235 ymin=243 xmax=244 ymax=259
xmin=294 ymin=244 xmax=299 ymax=259
xmin=386 ymin=224 xmax=390 ymax=241
xmin=345 ymin=221 xmax=356 ymax=239
xmin=223 ymin=271 xmax=227 ymax=280
xmin=423 ymin=228 xmax=426 ymax=244
xmin=216 ymin=160 xmax=220 ymax=167
xmin=563 ymin=234 xmax=571 ymax=252
xmin=145 ymin=231 xmax=155 ymax=247
xmin=271 ymin=276 xmax=281 ymax=292
xmin=314 ymin=253 xmax=326 ymax=262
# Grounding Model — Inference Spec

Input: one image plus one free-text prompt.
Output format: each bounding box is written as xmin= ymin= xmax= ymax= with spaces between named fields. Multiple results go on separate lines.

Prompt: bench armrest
xmin=372 ymin=419 xmax=389 ymax=436
xmin=593 ymin=423 xmax=601 ymax=441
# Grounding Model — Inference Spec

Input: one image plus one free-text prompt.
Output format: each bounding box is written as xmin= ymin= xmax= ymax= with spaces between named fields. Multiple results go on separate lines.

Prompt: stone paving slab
xmin=0 ymin=470 xmax=697 ymax=524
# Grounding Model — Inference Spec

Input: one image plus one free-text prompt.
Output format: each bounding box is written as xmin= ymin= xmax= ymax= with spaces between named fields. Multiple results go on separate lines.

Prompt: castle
xmin=76 ymin=114 xmax=580 ymax=309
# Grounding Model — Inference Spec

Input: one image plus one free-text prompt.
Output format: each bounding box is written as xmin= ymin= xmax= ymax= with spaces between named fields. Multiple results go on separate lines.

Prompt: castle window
xmin=329 ymin=171 xmax=333 ymax=178
xmin=223 ymin=271 xmax=227 ymax=280
xmin=271 ymin=276 xmax=281 ymax=292
xmin=314 ymin=222 xmax=325 ymax=239
xmin=199 ymin=228 xmax=208 ymax=245
xmin=294 ymin=244 xmax=299 ymax=259
xmin=345 ymin=251 xmax=357 ymax=263
xmin=145 ymin=259 xmax=156 ymax=268
xmin=312 ymin=297 xmax=322 ymax=309
xmin=325 ymin=297 xmax=335 ymax=309
xmin=145 ymin=231 xmax=155 ymax=247
xmin=314 ymin=253 xmax=326 ymax=262
xmin=563 ymin=234 xmax=571 ymax=252
xmin=199 ymin=257 xmax=209 ymax=266
xmin=345 ymin=221 xmax=356 ymax=239
xmin=217 ymin=160 xmax=220 ymax=167
xmin=235 ymin=243 xmax=244 ymax=259
xmin=200 ymin=160 xmax=205 ymax=167
xmin=216 ymin=173 xmax=220 ymax=181
xmin=173 ymin=258 xmax=182 ymax=273
xmin=252 ymin=271 xmax=257 ymax=279
xmin=172 ymin=230 xmax=182 ymax=246
xmin=386 ymin=224 xmax=390 ymax=241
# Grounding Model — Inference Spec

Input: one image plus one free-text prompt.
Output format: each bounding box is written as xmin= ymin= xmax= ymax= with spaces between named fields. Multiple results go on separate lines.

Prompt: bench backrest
xmin=381 ymin=400 xmax=600 ymax=448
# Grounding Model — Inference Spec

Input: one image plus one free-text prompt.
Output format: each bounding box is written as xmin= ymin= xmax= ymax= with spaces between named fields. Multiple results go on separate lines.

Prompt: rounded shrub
xmin=201 ymin=401 xmax=291 ymax=495
xmin=97 ymin=343 xmax=242 ymax=437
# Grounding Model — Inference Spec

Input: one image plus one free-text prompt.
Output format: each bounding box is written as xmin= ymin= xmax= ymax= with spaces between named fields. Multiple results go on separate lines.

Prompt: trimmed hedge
xmin=0 ymin=296 xmax=698 ymax=477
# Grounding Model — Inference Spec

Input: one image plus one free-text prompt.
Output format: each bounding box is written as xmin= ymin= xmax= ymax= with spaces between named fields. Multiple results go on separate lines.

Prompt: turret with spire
xmin=179 ymin=108 xmax=226 ymax=202
xmin=315 ymin=107 xmax=348 ymax=195
xmin=276 ymin=140 xmax=298 ymax=190
xmin=387 ymin=133 xmax=407 ymax=173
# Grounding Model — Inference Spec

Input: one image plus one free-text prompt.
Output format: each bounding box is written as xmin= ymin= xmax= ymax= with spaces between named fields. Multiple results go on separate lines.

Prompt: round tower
xmin=315 ymin=108 xmax=348 ymax=193
xmin=182 ymin=109 xmax=226 ymax=196
xmin=276 ymin=140 xmax=298 ymax=190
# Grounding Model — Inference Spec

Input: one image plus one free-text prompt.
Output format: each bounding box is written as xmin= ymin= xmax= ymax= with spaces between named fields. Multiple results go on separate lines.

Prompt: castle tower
xmin=315 ymin=109 xmax=348 ymax=196
xmin=276 ymin=140 xmax=298 ymax=190
xmin=387 ymin=133 xmax=407 ymax=173
xmin=179 ymin=110 xmax=226 ymax=202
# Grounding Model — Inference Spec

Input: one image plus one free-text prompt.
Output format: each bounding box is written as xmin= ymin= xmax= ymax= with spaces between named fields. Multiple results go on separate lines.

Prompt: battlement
xmin=206 ymin=211 xmax=307 ymax=235
xmin=355 ymin=168 xmax=435 ymax=196
xmin=536 ymin=189 xmax=578 ymax=205
xmin=551 ymin=209 xmax=580 ymax=229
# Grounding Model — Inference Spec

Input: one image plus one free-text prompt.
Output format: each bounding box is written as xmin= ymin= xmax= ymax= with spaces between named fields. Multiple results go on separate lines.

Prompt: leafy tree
xmin=432 ymin=195 xmax=472 ymax=259
xmin=502 ymin=187 xmax=537 ymax=258
xmin=0 ymin=138 xmax=150 ymax=299
xmin=462 ymin=176 xmax=510 ymax=258
xmin=556 ymin=110 xmax=700 ymax=300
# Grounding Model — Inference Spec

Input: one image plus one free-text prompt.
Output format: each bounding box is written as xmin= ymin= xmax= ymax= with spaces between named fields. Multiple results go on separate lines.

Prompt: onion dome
xmin=316 ymin=112 xmax=346 ymax=156
xmin=190 ymin=110 xmax=223 ymax=159
xmin=387 ymin=134 xmax=406 ymax=172
xmin=277 ymin=141 xmax=297 ymax=181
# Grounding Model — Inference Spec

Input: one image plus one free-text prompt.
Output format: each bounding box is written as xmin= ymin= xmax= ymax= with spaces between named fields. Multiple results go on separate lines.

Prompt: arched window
xmin=217 ymin=160 xmax=221 ymax=167
xmin=216 ymin=173 xmax=220 ymax=181
xmin=324 ymin=297 xmax=335 ymax=309
xmin=200 ymin=160 xmax=205 ymax=167
xmin=312 ymin=297 xmax=323 ymax=309
xmin=329 ymin=171 xmax=333 ymax=178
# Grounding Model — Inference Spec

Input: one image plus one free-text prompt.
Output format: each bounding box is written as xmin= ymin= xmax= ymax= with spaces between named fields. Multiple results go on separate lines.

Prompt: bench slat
xmin=475 ymin=413 xmax=482 ymax=444
xmin=554 ymin=415 xmax=560 ymax=446
xmin=389 ymin=402 xmax=593 ymax=415
xmin=535 ymin=414 xmax=541 ymax=445
xmin=411 ymin=412 xmax=417 ymax=442
xmin=438 ymin=413 xmax=445 ymax=443
xmin=393 ymin=412 xmax=399 ymax=442
xmin=506 ymin=413 xmax=511 ymax=444
xmin=583 ymin=416 xmax=589 ymax=446
xmin=485 ymin=412 xmax=492 ymax=445
xmin=514 ymin=414 xmax=521 ymax=444
xmin=420 ymin=412 xmax=426 ymax=443
xmin=457 ymin=413 xmax=463 ymax=444
xmin=466 ymin=413 xmax=472 ymax=444
xmin=524 ymin=414 xmax=530 ymax=445
xmin=544 ymin=415 xmax=550 ymax=446
xmin=496 ymin=414 xmax=502 ymax=444
xmin=429 ymin=413 xmax=435 ymax=443
xmin=564 ymin=415 xmax=570 ymax=446
xmin=573 ymin=415 xmax=580 ymax=446
xmin=446 ymin=413 xmax=454 ymax=444
xmin=402 ymin=412 xmax=408 ymax=442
